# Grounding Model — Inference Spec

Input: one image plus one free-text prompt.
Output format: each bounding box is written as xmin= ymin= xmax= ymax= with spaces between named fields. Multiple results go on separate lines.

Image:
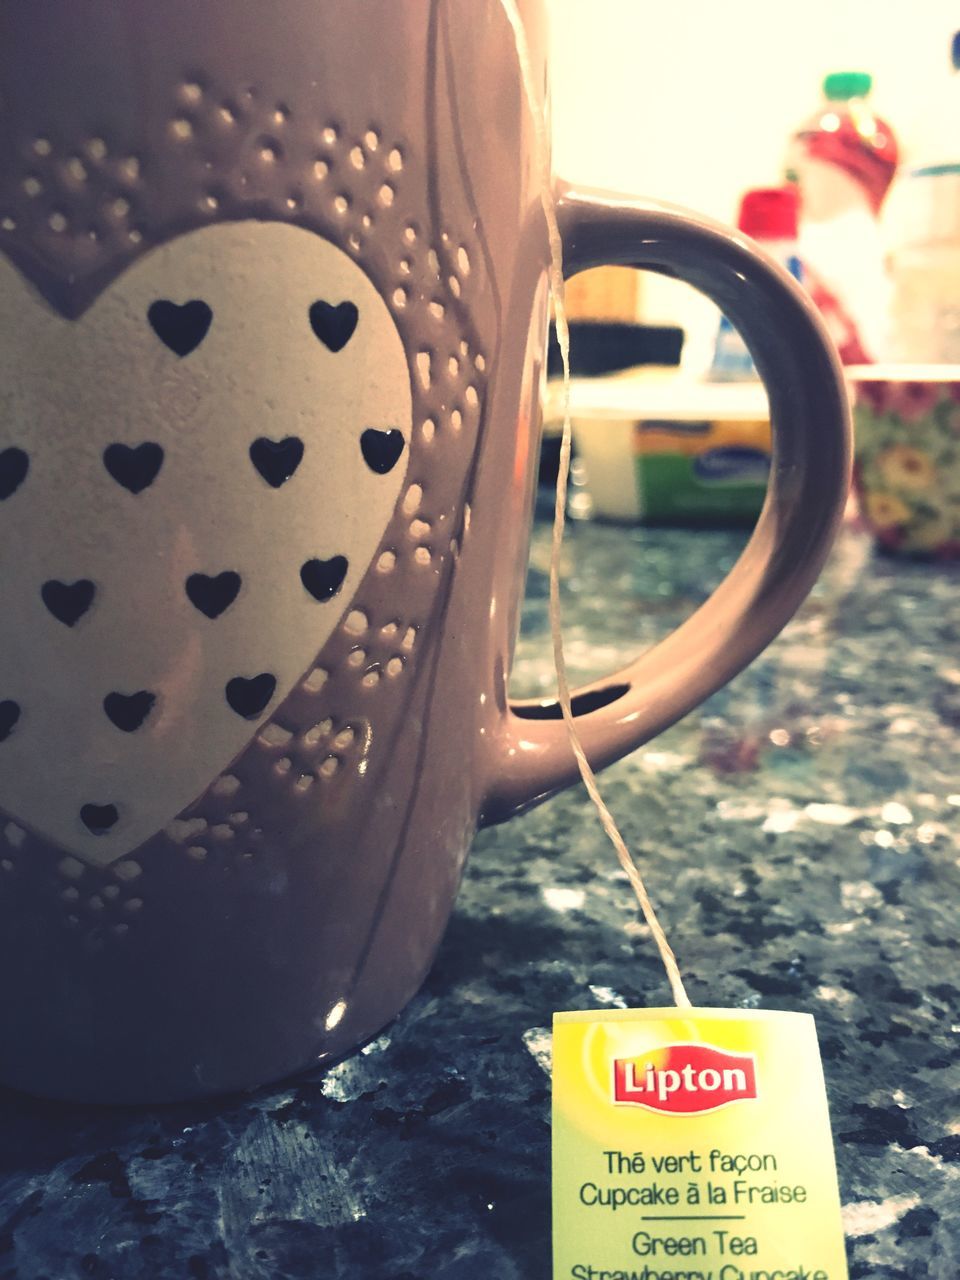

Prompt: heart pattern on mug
xmin=0 ymin=222 xmax=412 ymax=865
xmin=147 ymin=299 xmax=213 ymax=357
xmin=249 ymin=436 xmax=304 ymax=489
xmin=360 ymin=428 xmax=406 ymax=475
xmin=186 ymin=571 xmax=242 ymax=620
xmin=41 ymin=579 xmax=96 ymax=627
xmin=300 ymin=556 xmax=349 ymax=602
xmin=309 ymin=300 xmax=359 ymax=353
xmin=103 ymin=690 xmax=156 ymax=733
xmin=225 ymin=673 xmax=277 ymax=720
xmin=103 ymin=442 xmax=165 ymax=495
xmin=80 ymin=803 xmax=119 ymax=835
xmin=0 ymin=701 xmax=20 ymax=743
xmin=0 ymin=447 xmax=29 ymax=501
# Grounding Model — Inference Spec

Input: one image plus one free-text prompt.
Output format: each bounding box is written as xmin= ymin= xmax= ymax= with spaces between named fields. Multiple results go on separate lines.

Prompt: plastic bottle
xmin=790 ymin=72 xmax=898 ymax=362
xmin=708 ymin=186 xmax=802 ymax=381
xmin=883 ymin=33 xmax=960 ymax=362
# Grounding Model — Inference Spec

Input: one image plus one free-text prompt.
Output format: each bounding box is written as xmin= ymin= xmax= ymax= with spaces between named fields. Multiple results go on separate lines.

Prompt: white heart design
xmin=0 ymin=222 xmax=411 ymax=866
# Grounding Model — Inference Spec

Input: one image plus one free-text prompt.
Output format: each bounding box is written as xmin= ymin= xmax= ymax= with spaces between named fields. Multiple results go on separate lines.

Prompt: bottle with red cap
xmin=708 ymin=185 xmax=802 ymax=381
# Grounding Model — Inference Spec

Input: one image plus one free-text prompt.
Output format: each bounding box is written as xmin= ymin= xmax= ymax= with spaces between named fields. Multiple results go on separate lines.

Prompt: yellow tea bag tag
xmin=553 ymin=1007 xmax=848 ymax=1280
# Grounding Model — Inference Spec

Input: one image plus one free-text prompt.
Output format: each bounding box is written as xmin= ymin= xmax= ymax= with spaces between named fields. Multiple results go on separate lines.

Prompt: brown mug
xmin=0 ymin=0 xmax=849 ymax=1103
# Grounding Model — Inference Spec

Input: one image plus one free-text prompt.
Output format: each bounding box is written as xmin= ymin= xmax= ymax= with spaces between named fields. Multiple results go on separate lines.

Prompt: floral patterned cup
xmin=849 ymin=366 xmax=960 ymax=558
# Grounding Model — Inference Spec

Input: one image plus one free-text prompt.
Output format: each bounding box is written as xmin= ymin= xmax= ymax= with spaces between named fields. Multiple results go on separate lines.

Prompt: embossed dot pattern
xmin=0 ymin=127 xmax=144 ymax=262
xmin=166 ymin=817 xmax=207 ymax=844
xmin=33 ymin=840 xmax=151 ymax=942
xmin=258 ymin=724 xmax=292 ymax=748
xmin=301 ymin=668 xmax=328 ymax=694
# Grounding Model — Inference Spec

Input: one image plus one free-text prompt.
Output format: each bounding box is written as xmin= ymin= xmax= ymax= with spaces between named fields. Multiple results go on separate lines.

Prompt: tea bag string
xmin=498 ymin=0 xmax=691 ymax=1010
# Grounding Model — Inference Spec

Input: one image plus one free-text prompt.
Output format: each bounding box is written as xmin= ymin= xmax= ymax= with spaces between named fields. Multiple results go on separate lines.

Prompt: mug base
xmin=0 ymin=1012 xmax=401 ymax=1108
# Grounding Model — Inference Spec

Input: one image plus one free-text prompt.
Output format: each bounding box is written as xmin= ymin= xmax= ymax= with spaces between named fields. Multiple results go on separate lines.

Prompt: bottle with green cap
xmin=788 ymin=71 xmax=899 ymax=362
xmin=791 ymin=71 xmax=899 ymax=216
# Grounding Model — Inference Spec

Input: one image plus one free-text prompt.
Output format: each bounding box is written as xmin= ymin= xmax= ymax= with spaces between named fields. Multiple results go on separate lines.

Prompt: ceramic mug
xmin=0 ymin=0 xmax=849 ymax=1103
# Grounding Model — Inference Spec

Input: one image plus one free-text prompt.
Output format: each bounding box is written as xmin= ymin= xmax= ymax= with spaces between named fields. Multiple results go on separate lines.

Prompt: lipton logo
xmin=613 ymin=1043 xmax=757 ymax=1115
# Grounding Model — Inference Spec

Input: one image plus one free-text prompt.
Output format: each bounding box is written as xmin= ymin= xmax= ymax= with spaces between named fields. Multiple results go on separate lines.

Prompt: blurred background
xmin=540 ymin=0 xmax=960 ymax=558
xmin=548 ymin=0 xmax=960 ymax=365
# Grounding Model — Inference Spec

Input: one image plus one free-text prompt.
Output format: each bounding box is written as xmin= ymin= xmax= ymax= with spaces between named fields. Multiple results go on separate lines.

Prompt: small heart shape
xmin=103 ymin=442 xmax=164 ymax=495
xmin=249 ymin=436 xmax=304 ymax=489
xmin=186 ymin=571 xmax=241 ymax=620
xmin=80 ymin=802 xmax=119 ymax=835
xmin=41 ymin=578 xmax=95 ymax=627
xmin=360 ymin=427 xmax=406 ymax=475
xmin=300 ymin=556 xmax=348 ymax=603
xmin=0 ymin=701 xmax=21 ymax=743
xmin=225 ymin=672 xmax=277 ymax=720
xmin=147 ymin=299 xmax=213 ymax=357
xmin=0 ymin=447 xmax=29 ymax=500
xmin=103 ymin=690 xmax=156 ymax=733
xmin=309 ymin=300 xmax=359 ymax=353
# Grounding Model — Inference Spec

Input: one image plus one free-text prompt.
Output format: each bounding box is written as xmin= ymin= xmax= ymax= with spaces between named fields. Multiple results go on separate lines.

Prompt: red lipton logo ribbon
xmin=613 ymin=1043 xmax=757 ymax=1115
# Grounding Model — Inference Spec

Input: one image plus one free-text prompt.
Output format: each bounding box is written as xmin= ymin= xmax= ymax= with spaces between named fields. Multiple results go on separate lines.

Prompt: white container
xmin=547 ymin=377 xmax=771 ymax=525
xmin=884 ymin=161 xmax=960 ymax=362
xmin=882 ymin=35 xmax=960 ymax=362
xmin=885 ymin=236 xmax=960 ymax=363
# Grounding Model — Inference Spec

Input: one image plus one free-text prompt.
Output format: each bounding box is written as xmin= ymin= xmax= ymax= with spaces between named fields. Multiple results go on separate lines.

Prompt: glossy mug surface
xmin=0 ymin=1 xmax=850 ymax=1102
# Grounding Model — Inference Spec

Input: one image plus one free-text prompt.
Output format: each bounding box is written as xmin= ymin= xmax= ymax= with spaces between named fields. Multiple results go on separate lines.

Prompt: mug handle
xmin=480 ymin=182 xmax=851 ymax=824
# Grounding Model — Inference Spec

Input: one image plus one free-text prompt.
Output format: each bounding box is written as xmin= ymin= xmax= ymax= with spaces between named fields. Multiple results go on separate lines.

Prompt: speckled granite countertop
xmin=0 ymin=515 xmax=957 ymax=1280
